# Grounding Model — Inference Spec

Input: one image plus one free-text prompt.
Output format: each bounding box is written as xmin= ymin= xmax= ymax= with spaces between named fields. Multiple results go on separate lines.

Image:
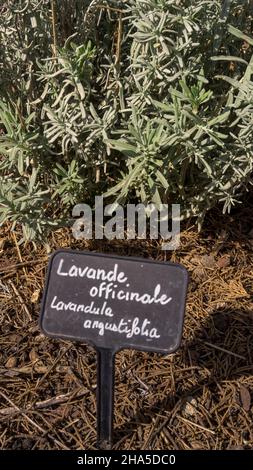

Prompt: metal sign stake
xmin=96 ymin=348 xmax=115 ymax=449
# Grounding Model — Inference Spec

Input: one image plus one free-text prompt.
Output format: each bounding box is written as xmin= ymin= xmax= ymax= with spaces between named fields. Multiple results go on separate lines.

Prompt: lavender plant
xmin=0 ymin=0 xmax=252 ymax=241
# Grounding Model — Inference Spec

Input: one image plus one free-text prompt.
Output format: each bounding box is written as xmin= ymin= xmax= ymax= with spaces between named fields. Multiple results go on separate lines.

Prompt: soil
xmin=0 ymin=197 xmax=253 ymax=450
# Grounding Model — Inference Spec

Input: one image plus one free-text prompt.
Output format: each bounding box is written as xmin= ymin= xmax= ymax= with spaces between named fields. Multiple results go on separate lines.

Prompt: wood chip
xmin=5 ymin=357 xmax=17 ymax=368
xmin=239 ymin=385 xmax=251 ymax=411
xmin=31 ymin=289 xmax=40 ymax=303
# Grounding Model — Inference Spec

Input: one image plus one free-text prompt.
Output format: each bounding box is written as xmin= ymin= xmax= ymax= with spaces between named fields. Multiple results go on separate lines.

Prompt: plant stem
xmin=51 ymin=0 xmax=57 ymax=57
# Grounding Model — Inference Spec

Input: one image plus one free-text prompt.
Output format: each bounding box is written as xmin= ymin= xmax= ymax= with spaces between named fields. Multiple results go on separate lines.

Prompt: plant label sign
xmin=40 ymin=249 xmax=188 ymax=448
xmin=40 ymin=250 xmax=188 ymax=353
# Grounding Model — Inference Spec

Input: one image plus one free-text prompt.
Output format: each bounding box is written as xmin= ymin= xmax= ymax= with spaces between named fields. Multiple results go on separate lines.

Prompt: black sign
xmin=40 ymin=249 xmax=188 ymax=449
xmin=40 ymin=250 xmax=188 ymax=354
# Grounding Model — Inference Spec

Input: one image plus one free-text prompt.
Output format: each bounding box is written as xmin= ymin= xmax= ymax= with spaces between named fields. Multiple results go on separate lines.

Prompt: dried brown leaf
xmin=217 ymin=255 xmax=231 ymax=269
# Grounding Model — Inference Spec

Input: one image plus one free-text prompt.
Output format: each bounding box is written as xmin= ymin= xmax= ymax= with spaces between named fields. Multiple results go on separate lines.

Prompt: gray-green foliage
xmin=0 ymin=0 xmax=252 ymax=241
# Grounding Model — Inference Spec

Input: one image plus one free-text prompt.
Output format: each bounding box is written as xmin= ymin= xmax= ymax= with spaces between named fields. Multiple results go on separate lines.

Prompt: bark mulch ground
xmin=0 ymin=199 xmax=253 ymax=450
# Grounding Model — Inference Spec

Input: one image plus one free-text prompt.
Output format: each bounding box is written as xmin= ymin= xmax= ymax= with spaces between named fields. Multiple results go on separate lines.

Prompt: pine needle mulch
xmin=0 ymin=201 xmax=252 ymax=450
